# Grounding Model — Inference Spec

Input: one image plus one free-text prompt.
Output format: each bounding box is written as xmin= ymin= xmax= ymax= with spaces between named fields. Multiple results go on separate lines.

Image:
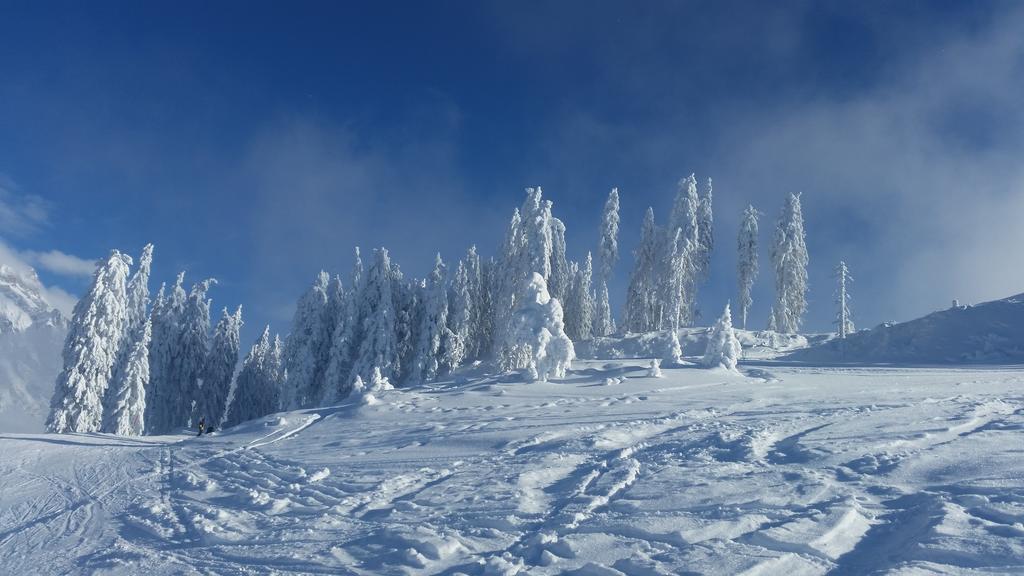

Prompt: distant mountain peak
xmin=0 ymin=264 xmax=67 ymax=334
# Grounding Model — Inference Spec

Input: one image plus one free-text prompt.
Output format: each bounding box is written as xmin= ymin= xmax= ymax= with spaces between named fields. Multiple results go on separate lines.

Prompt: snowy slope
xmin=2 ymin=359 xmax=1023 ymax=574
xmin=789 ymin=293 xmax=1024 ymax=364
xmin=0 ymin=265 xmax=67 ymax=432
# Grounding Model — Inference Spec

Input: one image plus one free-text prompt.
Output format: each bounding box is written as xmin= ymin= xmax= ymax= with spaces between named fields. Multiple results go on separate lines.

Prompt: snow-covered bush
xmin=703 ymin=304 xmax=741 ymax=371
xmin=501 ymin=273 xmax=575 ymax=382
xmin=647 ymin=359 xmax=663 ymax=378
xmin=354 ymin=367 xmax=394 ymax=405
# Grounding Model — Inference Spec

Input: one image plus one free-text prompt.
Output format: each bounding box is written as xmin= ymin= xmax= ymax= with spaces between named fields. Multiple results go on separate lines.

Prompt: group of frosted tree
xmin=47 ymin=244 xmax=273 ymax=435
xmin=48 ymin=177 xmax=826 ymax=435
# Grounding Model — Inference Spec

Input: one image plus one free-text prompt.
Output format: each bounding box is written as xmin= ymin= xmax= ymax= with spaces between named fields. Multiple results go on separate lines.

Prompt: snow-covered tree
xmin=521 ymin=189 xmax=553 ymax=281
xmin=703 ymin=303 xmax=741 ymax=371
xmin=736 ymin=205 xmax=760 ymax=330
xmin=834 ymin=261 xmax=854 ymax=339
xmin=324 ymin=249 xmax=363 ymax=401
xmin=501 ymin=273 xmax=574 ymax=381
xmin=410 ymin=255 xmax=450 ymax=383
xmin=767 ymin=306 xmax=778 ymax=332
xmin=105 ymin=319 xmax=151 ymax=436
xmin=351 ymin=248 xmax=399 ymax=383
xmin=194 ymin=306 xmax=242 ymax=427
xmin=492 ymin=208 xmax=523 ymax=354
xmin=594 ymin=188 xmax=620 ymax=337
xmin=47 ymin=251 xmax=133 ymax=433
xmin=565 ymin=253 xmax=594 ymax=342
xmin=224 ymin=327 xmax=280 ymax=427
xmin=549 ymin=218 xmax=571 ymax=302
xmin=103 ymin=243 xmax=153 ymax=432
xmin=282 ymin=272 xmax=333 ymax=409
xmin=625 ymin=207 xmax=659 ymax=333
xmin=172 ymin=278 xmax=216 ymax=429
xmin=660 ymin=227 xmax=697 ymax=331
xmin=145 ymin=273 xmax=188 ymax=434
xmin=390 ymin=265 xmax=419 ymax=384
xmin=771 ymin=193 xmax=809 ymax=333
xmin=696 ymin=178 xmax=714 ymax=283
xmin=665 ymin=328 xmax=683 ymax=365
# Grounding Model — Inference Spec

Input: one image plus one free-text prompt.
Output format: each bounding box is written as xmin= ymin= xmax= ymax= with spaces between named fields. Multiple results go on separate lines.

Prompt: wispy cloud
xmin=0 ymin=175 xmax=50 ymax=237
xmin=23 ymin=249 xmax=97 ymax=278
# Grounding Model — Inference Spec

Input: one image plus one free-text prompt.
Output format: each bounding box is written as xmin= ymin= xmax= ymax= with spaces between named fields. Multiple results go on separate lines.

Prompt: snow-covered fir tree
xmin=703 ymin=303 xmax=741 ymax=371
xmin=771 ymin=192 xmax=809 ymax=333
xmin=282 ymin=271 xmax=333 ymax=409
xmin=736 ymin=205 xmax=760 ymax=330
xmin=594 ymin=188 xmax=620 ymax=337
xmin=410 ymin=255 xmax=450 ymax=383
xmin=660 ymin=227 xmax=697 ymax=331
xmin=102 ymin=244 xmax=153 ymax=432
xmin=194 ymin=306 xmax=242 ymax=426
xmin=696 ymin=178 xmax=714 ymax=283
xmin=549 ymin=218 xmax=570 ymax=302
xmin=351 ymin=248 xmax=399 ymax=384
xmin=47 ymin=251 xmax=133 ymax=433
xmin=223 ymin=327 xmax=280 ymax=428
xmin=324 ymin=248 xmax=363 ymax=402
xmin=565 ymin=252 xmax=594 ymax=342
xmin=145 ymin=273 xmax=187 ymax=434
xmin=625 ymin=207 xmax=659 ymax=333
xmin=105 ymin=319 xmax=151 ymax=436
xmin=834 ymin=261 xmax=854 ymax=339
xmin=665 ymin=328 xmax=683 ymax=365
xmin=172 ymin=278 xmax=216 ymax=429
xmin=390 ymin=263 xmax=419 ymax=384
xmin=501 ymin=273 xmax=574 ymax=381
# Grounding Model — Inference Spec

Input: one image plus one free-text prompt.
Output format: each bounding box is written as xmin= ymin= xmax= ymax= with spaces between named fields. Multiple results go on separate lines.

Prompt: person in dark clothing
xmin=197 ymin=417 xmax=206 ymax=437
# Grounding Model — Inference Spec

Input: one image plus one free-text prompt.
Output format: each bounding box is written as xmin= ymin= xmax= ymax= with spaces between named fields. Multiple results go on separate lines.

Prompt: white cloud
xmin=0 ymin=175 xmax=50 ymax=237
xmin=23 ymin=249 xmax=97 ymax=278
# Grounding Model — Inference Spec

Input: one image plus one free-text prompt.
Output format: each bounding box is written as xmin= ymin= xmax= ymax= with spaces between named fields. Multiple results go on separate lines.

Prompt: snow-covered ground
xmin=2 ymin=358 xmax=1023 ymax=575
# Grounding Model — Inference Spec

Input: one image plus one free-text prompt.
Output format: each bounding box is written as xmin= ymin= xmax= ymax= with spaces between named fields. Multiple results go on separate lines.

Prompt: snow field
xmin=2 ymin=360 xmax=1024 ymax=574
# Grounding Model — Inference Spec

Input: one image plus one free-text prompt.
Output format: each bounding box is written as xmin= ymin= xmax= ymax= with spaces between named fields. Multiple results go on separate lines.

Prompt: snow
xmin=3 ymin=352 xmax=1024 ymax=574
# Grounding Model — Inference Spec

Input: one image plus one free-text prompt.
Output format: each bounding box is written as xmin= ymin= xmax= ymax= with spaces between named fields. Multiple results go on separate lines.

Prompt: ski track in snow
xmin=2 ymin=361 xmax=1024 ymax=574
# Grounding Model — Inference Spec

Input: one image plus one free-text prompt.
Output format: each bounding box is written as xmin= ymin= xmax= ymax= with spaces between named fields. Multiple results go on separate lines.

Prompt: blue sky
xmin=2 ymin=1 xmax=1023 ymax=345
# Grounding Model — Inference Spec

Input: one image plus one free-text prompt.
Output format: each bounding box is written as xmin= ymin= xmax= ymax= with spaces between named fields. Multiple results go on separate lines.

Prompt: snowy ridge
xmin=789 ymin=292 xmax=1024 ymax=364
xmin=2 ymin=359 xmax=1023 ymax=574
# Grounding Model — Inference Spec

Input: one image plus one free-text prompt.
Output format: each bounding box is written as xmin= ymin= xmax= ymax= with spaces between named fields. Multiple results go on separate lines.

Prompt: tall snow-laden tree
xmin=224 ymin=327 xmax=280 ymax=428
xmin=391 ymin=264 xmax=419 ymax=384
xmin=625 ymin=207 xmax=659 ymax=333
xmin=145 ymin=274 xmax=189 ymax=434
xmin=492 ymin=208 xmax=522 ymax=354
xmin=282 ymin=271 xmax=333 ymax=409
xmin=448 ymin=258 xmax=472 ymax=366
xmin=105 ymin=319 xmax=151 ymax=436
xmin=771 ymin=193 xmax=809 ymax=333
xmin=352 ymin=248 xmax=399 ymax=383
xmin=565 ymin=253 xmax=594 ymax=342
xmin=171 ymin=278 xmax=216 ymax=430
xmin=595 ymin=188 xmax=620 ymax=337
xmin=521 ymin=189 xmax=553 ymax=282
xmin=194 ymin=306 xmax=242 ymax=427
xmin=501 ymin=273 xmax=574 ymax=381
xmin=47 ymin=251 xmax=133 ymax=433
xmin=410 ymin=255 xmax=450 ymax=383
xmin=665 ymin=174 xmax=701 ymax=328
xmin=696 ymin=178 xmax=714 ymax=283
xmin=834 ymin=261 xmax=854 ymax=339
xmin=324 ymin=249 xmax=364 ymax=401
xmin=703 ymin=303 xmax=741 ymax=371
xmin=549 ymin=217 xmax=570 ymax=302
xmin=103 ymin=243 xmax=153 ymax=432
xmin=736 ymin=205 xmax=760 ymax=330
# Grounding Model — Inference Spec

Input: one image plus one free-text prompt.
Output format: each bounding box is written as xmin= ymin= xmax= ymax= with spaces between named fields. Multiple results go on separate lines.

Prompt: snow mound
xmin=789 ymin=293 xmax=1024 ymax=364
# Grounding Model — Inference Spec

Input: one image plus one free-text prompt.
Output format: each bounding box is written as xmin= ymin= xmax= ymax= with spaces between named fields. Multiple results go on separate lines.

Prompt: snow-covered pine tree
xmin=767 ymin=306 xmax=778 ymax=332
xmin=520 ymin=189 xmax=553 ymax=282
xmin=106 ymin=319 xmax=151 ymax=436
xmin=502 ymin=273 xmax=574 ymax=381
xmin=565 ymin=253 xmax=594 ymax=342
xmin=282 ymin=271 xmax=332 ymax=409
xmin=665 ymin=328 xmax=683 ymax=365
xmin=171 ymin=278 xmax=216 ymax=430
xmin=223 ymin=327 xmax=279 ymax=427
xmin=834 ymin=261 xmax=854 ymax=339
xmin=736 ymin=205 xmax=760 ymax=330
xmin=696 ymin=178 xmax=714 ymax=283
xmin=194 ymin=306 xmax=242 ymax=427
xmin=625 ymin=207 xmax=659 ymax=333
xmin=102 ymin=243 xmax=153 ymax=432
xmin=390 ymin=263 xmax=419 ymax=384
xmin=145 ymin=272 xmax=188 ymax=434
xmin=771 ymin=193 xmax=809 ymax=333
xmin=703 ymin=303 xmax=741 ymax=371
xmin=594 ymin=188 xmax=620 ymax=337
xmin=410 ymin=255 xmax=450 ymax=383
xmin=666 ymin=174 xmax=701 ymax=327
xmin=461 ymin=246 xmax=489 ymax=360
xmin=448 ymin=258 xmax=472 ymax=365
xmin=351 ymin=248 xmax=399 ymax=384
xmin=47 ymin=251 xmax=133 ymax=433
xmin=491 ymin=208 xmax=523 ymax=354
xmin=324 ymin=248 xmax=363 ymax=401
xmin=549 ymin=218 xmax=571 ymax=302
